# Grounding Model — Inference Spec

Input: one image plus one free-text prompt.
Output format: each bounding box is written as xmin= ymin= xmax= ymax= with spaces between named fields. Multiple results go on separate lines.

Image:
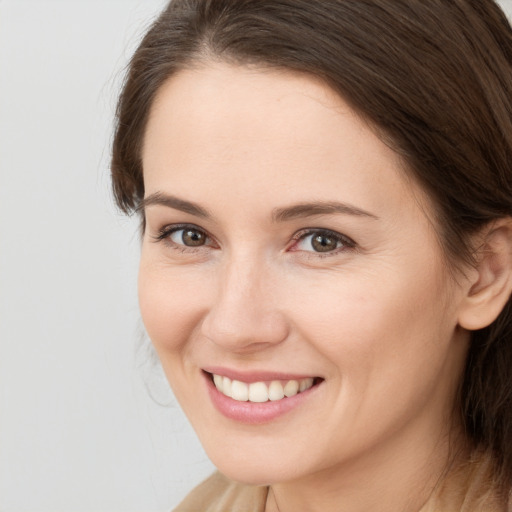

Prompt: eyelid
xmin=152 ymin=223 xmax=217 ymax=248
xmin=289 ymin=228 xmax=356 ymax=254
xmin=151 ymin=223 xmax=356 ymax=256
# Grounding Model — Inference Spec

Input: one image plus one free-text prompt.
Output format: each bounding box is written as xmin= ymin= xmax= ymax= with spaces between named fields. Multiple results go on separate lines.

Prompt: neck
xmin=265 ymin=417 xmax=469 ymax=512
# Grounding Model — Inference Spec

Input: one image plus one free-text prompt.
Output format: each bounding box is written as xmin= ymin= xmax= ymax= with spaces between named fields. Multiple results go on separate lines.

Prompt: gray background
xmin=1 ymin=1 xmax=511 ymax=510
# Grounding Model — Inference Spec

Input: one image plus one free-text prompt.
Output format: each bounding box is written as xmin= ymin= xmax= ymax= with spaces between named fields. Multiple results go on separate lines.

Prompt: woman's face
xmin=139 ymin=62 xmax=470 ymax=485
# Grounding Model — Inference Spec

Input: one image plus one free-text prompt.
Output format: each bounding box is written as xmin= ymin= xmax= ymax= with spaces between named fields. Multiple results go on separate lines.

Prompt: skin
xmin=139 ymin=62 xmax=477 ymax=512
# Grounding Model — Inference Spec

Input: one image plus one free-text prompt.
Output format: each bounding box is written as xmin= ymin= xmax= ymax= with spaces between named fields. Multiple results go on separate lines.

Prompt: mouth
xmin=202 ymin=369 xmax=324 ymax=423
xmin=207 ymin=371 xmax=322 ymax=403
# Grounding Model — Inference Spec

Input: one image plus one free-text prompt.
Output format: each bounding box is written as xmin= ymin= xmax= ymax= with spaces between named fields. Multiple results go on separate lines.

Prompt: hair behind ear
xmin=459 ymin=219 xmax=512 ymax=491
xmin=462 ymin=298 xmax=512 ymax=491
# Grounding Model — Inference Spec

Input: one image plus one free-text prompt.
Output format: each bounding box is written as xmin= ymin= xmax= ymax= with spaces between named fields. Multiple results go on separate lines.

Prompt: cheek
xmin=137 ymin=261 xmax=208 ymax=353
xmin=284 ymin=268 xmax=462 ymax=451
xmin=286 ymin=262 xmax=454 ymax=380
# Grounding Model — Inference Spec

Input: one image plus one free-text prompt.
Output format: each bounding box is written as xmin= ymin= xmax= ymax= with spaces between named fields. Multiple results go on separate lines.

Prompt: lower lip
xmin=204 ymin=372 xmax=321 ymax=424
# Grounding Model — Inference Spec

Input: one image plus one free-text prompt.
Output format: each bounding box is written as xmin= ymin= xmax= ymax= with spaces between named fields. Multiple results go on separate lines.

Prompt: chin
xmin=211 ymin=458 xmax=293 ymax=486
xmin=201 ymin=439 xmax=316 ymax=486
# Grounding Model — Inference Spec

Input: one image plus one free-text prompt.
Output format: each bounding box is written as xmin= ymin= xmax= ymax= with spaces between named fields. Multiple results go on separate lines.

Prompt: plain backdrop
xmin=1 ymin=1 xmax=511 ymax=511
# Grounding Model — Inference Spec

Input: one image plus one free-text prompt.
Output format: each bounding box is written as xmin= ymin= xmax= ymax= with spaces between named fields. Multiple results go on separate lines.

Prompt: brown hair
xmin=111 ymin=0 xmax=512 ymax=490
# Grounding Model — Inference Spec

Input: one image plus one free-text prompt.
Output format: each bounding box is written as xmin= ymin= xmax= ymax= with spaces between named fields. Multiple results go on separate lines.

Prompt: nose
xmin=200 ymin=253 xmax=289 ymax=353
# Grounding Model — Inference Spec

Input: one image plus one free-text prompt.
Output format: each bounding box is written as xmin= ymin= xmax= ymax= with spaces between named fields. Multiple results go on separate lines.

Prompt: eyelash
xmin=152 ymin=223 xmax=356 ymax=257
xmin=152 ymin=223 xmax=215 ymax=252
xmin=289 ymin=228 xmax=356 ymax=257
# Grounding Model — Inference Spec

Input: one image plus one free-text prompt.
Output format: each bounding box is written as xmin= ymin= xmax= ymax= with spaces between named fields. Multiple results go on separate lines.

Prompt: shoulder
xmin=421 ymin=450 xmax=511 ymax=512
xmin=173 ymin=472 xmax=269 ymax=512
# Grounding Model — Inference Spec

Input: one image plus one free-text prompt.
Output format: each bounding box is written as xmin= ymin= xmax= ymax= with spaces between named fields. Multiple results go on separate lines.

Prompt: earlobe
xmin=458 ymin=218 xmax=512 ymax=331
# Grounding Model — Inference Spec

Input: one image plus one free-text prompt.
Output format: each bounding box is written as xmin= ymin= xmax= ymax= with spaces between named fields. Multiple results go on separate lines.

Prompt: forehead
xmin=143 ymin=63 xmax=356 ymax=164
xmin=142 ymin=62 xmax=431 ymax=228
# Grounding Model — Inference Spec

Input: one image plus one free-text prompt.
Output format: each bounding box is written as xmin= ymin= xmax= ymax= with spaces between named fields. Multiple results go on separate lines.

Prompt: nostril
xmin=199 ymin=297 xmax=290 ymax=350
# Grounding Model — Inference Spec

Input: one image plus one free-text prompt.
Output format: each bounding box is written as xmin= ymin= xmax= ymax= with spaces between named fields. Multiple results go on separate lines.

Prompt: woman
xmin=111 ymin=1 xmax=512 ymax=510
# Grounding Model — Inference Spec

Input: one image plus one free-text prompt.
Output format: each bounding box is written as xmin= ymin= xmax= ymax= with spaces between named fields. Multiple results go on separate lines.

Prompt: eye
xmin=152 ymin=224 xmax=215 ymax=251
xmin=292 ymin=229 xmax=355 ymax=254
xmin=170 ymin=227 xmax=207 ymax=247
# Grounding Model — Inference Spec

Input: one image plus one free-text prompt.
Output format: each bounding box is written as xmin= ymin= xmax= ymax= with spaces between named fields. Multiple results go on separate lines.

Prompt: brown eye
xmin=163 ymin=226 xmax=210 ymax=248
xmin=311 ymin=233 xmax=339 ymax=252
xmin=293 ymin=229 xmax=354 ymax=254
xmin=179 ymin=228 xmax=207 ymax=247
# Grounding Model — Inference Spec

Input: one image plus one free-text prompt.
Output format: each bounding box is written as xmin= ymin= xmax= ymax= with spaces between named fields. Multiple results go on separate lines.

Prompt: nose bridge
xmin=200 ymin=248 xmax=288 ymax=350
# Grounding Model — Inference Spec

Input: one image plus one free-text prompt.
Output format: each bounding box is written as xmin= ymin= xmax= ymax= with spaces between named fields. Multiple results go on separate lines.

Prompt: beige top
xmin=173 ymin=472 xmax=268 ymax=512
xmin=174 ymin=453 xmax=511 ymax=512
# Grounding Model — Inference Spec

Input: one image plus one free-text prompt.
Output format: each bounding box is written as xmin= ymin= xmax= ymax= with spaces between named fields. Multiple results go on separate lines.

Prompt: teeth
xmin=212 ymin=374 xmax=316 ymax=402
xmin=268 ymin=381 xmax=285 ymax=401
xmin=249 ymin=382 xmax=268 ymax=402
xmin=222 ymin=376 xmax=232 ymax=397
xmin=213 ymin=374 xmax=224 ymax=393
xmin=299 ymin=377 xmax=314 ymax=392
xmin=231 ymin=380 xmax=249 ymax=401
xmin=284 ymin=380 xmax=299 ymax=397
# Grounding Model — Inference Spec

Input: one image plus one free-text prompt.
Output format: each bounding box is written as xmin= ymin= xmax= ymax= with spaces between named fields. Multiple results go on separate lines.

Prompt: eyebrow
xmin=138 ymin=192 xmax=211 ymax=218
xmin=139 ymin=192 xmax=378 ymax=222
xmin=271 ymin=201 xmax=378 ymax=222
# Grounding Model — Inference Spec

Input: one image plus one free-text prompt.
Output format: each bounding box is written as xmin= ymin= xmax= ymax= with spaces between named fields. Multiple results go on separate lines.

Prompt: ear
xmin=458 ymin=218 xmax=512 ymax=331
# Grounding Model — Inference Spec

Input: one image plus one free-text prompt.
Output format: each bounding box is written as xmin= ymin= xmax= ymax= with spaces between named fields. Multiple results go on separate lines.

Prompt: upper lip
xmin=203 ymin=366 xmax=320 ymax=383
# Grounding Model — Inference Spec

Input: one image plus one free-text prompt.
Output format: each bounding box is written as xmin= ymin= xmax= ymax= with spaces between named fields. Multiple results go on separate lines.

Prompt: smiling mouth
xmin=207 ymin=372 xmax=323 ymax=403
